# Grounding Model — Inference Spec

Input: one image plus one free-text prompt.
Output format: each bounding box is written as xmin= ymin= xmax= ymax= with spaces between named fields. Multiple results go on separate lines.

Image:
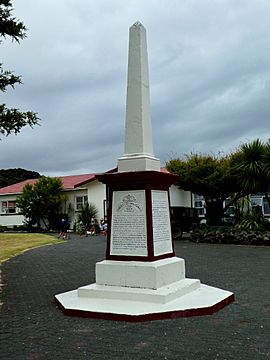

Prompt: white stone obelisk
xmin=118 ymin=21 xmax=160 ymax=172
xmin=55 ymin=22 xmax=234 ymax=321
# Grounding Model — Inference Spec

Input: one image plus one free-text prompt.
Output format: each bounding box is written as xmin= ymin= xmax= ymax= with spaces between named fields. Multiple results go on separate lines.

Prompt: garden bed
xmin=190 ymin=226 xmax=270 ymax=246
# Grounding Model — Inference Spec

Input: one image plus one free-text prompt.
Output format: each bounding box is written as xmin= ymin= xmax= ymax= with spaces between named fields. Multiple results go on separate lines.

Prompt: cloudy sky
xmin=1 ymin=0 xmax=270 ymax=176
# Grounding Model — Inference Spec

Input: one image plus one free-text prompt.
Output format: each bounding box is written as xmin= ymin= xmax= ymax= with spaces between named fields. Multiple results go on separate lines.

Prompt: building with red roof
xmin=0 ymin=174 xmax=97 ymax=195
xmin=0 ymin=169 xmax=191 ymax=229
xmin=0 ymin=173 xmax=105 ymax=228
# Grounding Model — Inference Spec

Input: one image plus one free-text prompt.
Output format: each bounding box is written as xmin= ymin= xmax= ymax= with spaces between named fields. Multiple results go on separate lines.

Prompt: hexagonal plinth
xmin=55 ymin=257 xmax=234 ymax=322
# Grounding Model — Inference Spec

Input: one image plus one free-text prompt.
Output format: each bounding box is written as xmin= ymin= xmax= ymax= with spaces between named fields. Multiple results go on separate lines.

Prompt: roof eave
xmin=74 ymin=176 xmax=97 ymax=188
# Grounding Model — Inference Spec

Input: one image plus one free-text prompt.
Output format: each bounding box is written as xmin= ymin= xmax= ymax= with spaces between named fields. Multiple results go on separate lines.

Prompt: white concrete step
xmin=77 ymin=278 xmax=200 ymax=304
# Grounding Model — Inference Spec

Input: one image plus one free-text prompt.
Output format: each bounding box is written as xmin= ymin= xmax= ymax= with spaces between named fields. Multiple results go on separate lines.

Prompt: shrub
xmin=0 ymin=225 xmax=7 ymax=232
xmin=236 ymin=208 xmax=268 ymax=231
xmin=12 ymin=225 xmax=28 ymax=232
xmin=77 ymin=202 xmax=98 ymax=230
xmin=190 ymin=225 xmax=270 ymax=246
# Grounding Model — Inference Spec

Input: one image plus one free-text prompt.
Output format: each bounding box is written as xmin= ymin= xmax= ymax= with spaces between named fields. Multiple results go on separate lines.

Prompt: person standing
xmin=58 ymin=217 xmax=69 ymax=239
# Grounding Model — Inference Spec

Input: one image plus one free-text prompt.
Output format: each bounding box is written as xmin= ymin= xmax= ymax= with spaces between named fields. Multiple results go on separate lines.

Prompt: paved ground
xmin=0 ymin=234 xmax=269 ymax=360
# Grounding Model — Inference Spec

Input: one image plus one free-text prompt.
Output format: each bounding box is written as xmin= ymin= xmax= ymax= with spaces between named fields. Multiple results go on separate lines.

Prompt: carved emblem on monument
xmin=116 ymin=194 xmax=142 ymax=212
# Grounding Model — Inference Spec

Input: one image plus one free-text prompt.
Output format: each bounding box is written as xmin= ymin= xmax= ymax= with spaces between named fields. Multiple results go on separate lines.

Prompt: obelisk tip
xmin=131 ymin=21 xmax=145 ymax=28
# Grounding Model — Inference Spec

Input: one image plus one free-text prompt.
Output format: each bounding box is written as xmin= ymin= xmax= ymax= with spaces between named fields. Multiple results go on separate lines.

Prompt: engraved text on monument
xmin=152 ymin=190 xmax=173 ymax=256
xmin=110 ymin=190 xmax=147 ymax=256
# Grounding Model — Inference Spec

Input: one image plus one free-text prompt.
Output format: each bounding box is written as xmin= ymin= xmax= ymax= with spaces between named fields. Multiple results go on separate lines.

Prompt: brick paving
xmin=0 ymin=234 xmax=269 ymax=360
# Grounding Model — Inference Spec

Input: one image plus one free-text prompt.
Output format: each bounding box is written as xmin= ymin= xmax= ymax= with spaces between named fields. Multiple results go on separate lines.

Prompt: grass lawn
xmin=0 ymin=233 xmax=64 ymax=263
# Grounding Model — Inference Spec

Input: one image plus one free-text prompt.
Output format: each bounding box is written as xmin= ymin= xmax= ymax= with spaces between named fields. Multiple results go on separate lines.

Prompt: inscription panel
xmin=110 ymin=190 xmax=147 ymax=256
xmin=152 ymin=190 xmax=173 ymax=256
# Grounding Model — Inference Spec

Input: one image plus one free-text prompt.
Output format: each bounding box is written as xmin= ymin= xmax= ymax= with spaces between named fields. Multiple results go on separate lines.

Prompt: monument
xmin=55 ymin=22 xmax=234 ymax=321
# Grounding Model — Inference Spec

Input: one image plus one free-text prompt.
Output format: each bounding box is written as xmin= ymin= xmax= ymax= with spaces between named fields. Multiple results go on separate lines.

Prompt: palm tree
xmin=231 ymin=139 xmax=270 ymax=207
xmin=263 ymin=139 xmax=270 ymax=179
xmin=77 ymin=202 xmax=98 ymax=229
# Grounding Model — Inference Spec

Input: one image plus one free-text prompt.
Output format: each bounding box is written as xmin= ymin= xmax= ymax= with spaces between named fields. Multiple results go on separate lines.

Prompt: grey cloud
xmin=1 ymin=0 xmax=270 ymax=175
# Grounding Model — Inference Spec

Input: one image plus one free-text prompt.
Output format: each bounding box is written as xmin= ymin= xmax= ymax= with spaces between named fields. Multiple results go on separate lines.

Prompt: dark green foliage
xmin=0 ymin=66 xmax=21 ymax=91
xmin=166 ymin=153 xmax=238 ymax=225
xmin=0 ymin=0 xmax=39 ymax=138
xmin=236 ymin=206 xmax=268 ymax=231
xmin=0 ymin=104 xmax=39 ymax=137
xmin=191 ymin=225 xmax=270 ymax=246
xmin=230 ymin=139 xmax=270 ymax=206
xmin=167 ymin=154 xmax=231 ymax=199
xmin=0 ymin=168 xmax=41 ymax=188
xmin=0 ymin=0 xmax=26 ymax=41
xmin=77 ymin=202 xmax=98 ymax=230
xmin=16 ymin=177 xmax=64 ymax=230
xmin=167 ymin=139 xmax=270 ymax=225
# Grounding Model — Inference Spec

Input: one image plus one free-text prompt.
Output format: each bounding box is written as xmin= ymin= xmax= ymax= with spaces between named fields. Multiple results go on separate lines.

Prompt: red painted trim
xmin=105 ymin=188 xmax=113 ymax=259
xmin=146 ymin=188 xmax=154 ymax=260
xmin=97 ymin=171 xmax=178 ymax=189
xmin=55 ymin=293 xmax=235 ymax=322
xmin=151 ymin=252 xmax=175 ymax=261
xmin=167 ymin=190 xmax=176 ymax=255
xmin=105 ymin=252 xmax=175 ymax=262
xmin=106 ymin=254 xmax=156 ymax=262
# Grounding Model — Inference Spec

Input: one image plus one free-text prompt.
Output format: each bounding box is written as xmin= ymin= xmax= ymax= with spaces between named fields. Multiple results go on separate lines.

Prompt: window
xmin=75 ymin=196 xmax=88 ymax=210
xmin=193 ymin=195 xmax=205 ymax=217
xmin=250 ymin=197 xmax=262 ymax=207
xmin=263 ymin=197 xmax=270 ymax=215
xmin=250 ymin=196 xmax=263 ymax=216
xmin=195 ymin=200 xmax=203 ymax=208
xmin=1 ymin=201 xmax=17 ymax=214
xmin=224 ymin=198 xmax=235 ymax=217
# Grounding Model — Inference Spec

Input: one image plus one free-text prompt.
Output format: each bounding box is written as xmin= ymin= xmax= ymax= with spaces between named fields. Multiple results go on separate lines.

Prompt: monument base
xmin=55 ymin=257 xmax=234 ymax=322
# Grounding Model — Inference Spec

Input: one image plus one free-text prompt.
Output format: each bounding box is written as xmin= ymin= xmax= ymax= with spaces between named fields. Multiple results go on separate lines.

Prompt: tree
xmin=0 ymin=167 xmax=41 ymax=188
xmin=17 ymin=177 xmax=65 ymax=230
xmin=231 ymin=139 xmax=270 ymax=206
xmin=0 ymin=0 xmax=39 ymax=138
xmin=166 ymin=153 xmax=240 ymax=225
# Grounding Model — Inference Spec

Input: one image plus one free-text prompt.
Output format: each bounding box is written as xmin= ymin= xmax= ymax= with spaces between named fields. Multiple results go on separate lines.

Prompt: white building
xmin=0 ymin=168 xmax=191 ymax=229
xmin=193 ymin=193 xmax=270 ymax=221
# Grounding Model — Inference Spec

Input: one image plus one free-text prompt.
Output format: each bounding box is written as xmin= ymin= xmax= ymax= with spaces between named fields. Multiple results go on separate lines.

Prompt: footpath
xmin=1 ymin=234 xmax=269 ymax=360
